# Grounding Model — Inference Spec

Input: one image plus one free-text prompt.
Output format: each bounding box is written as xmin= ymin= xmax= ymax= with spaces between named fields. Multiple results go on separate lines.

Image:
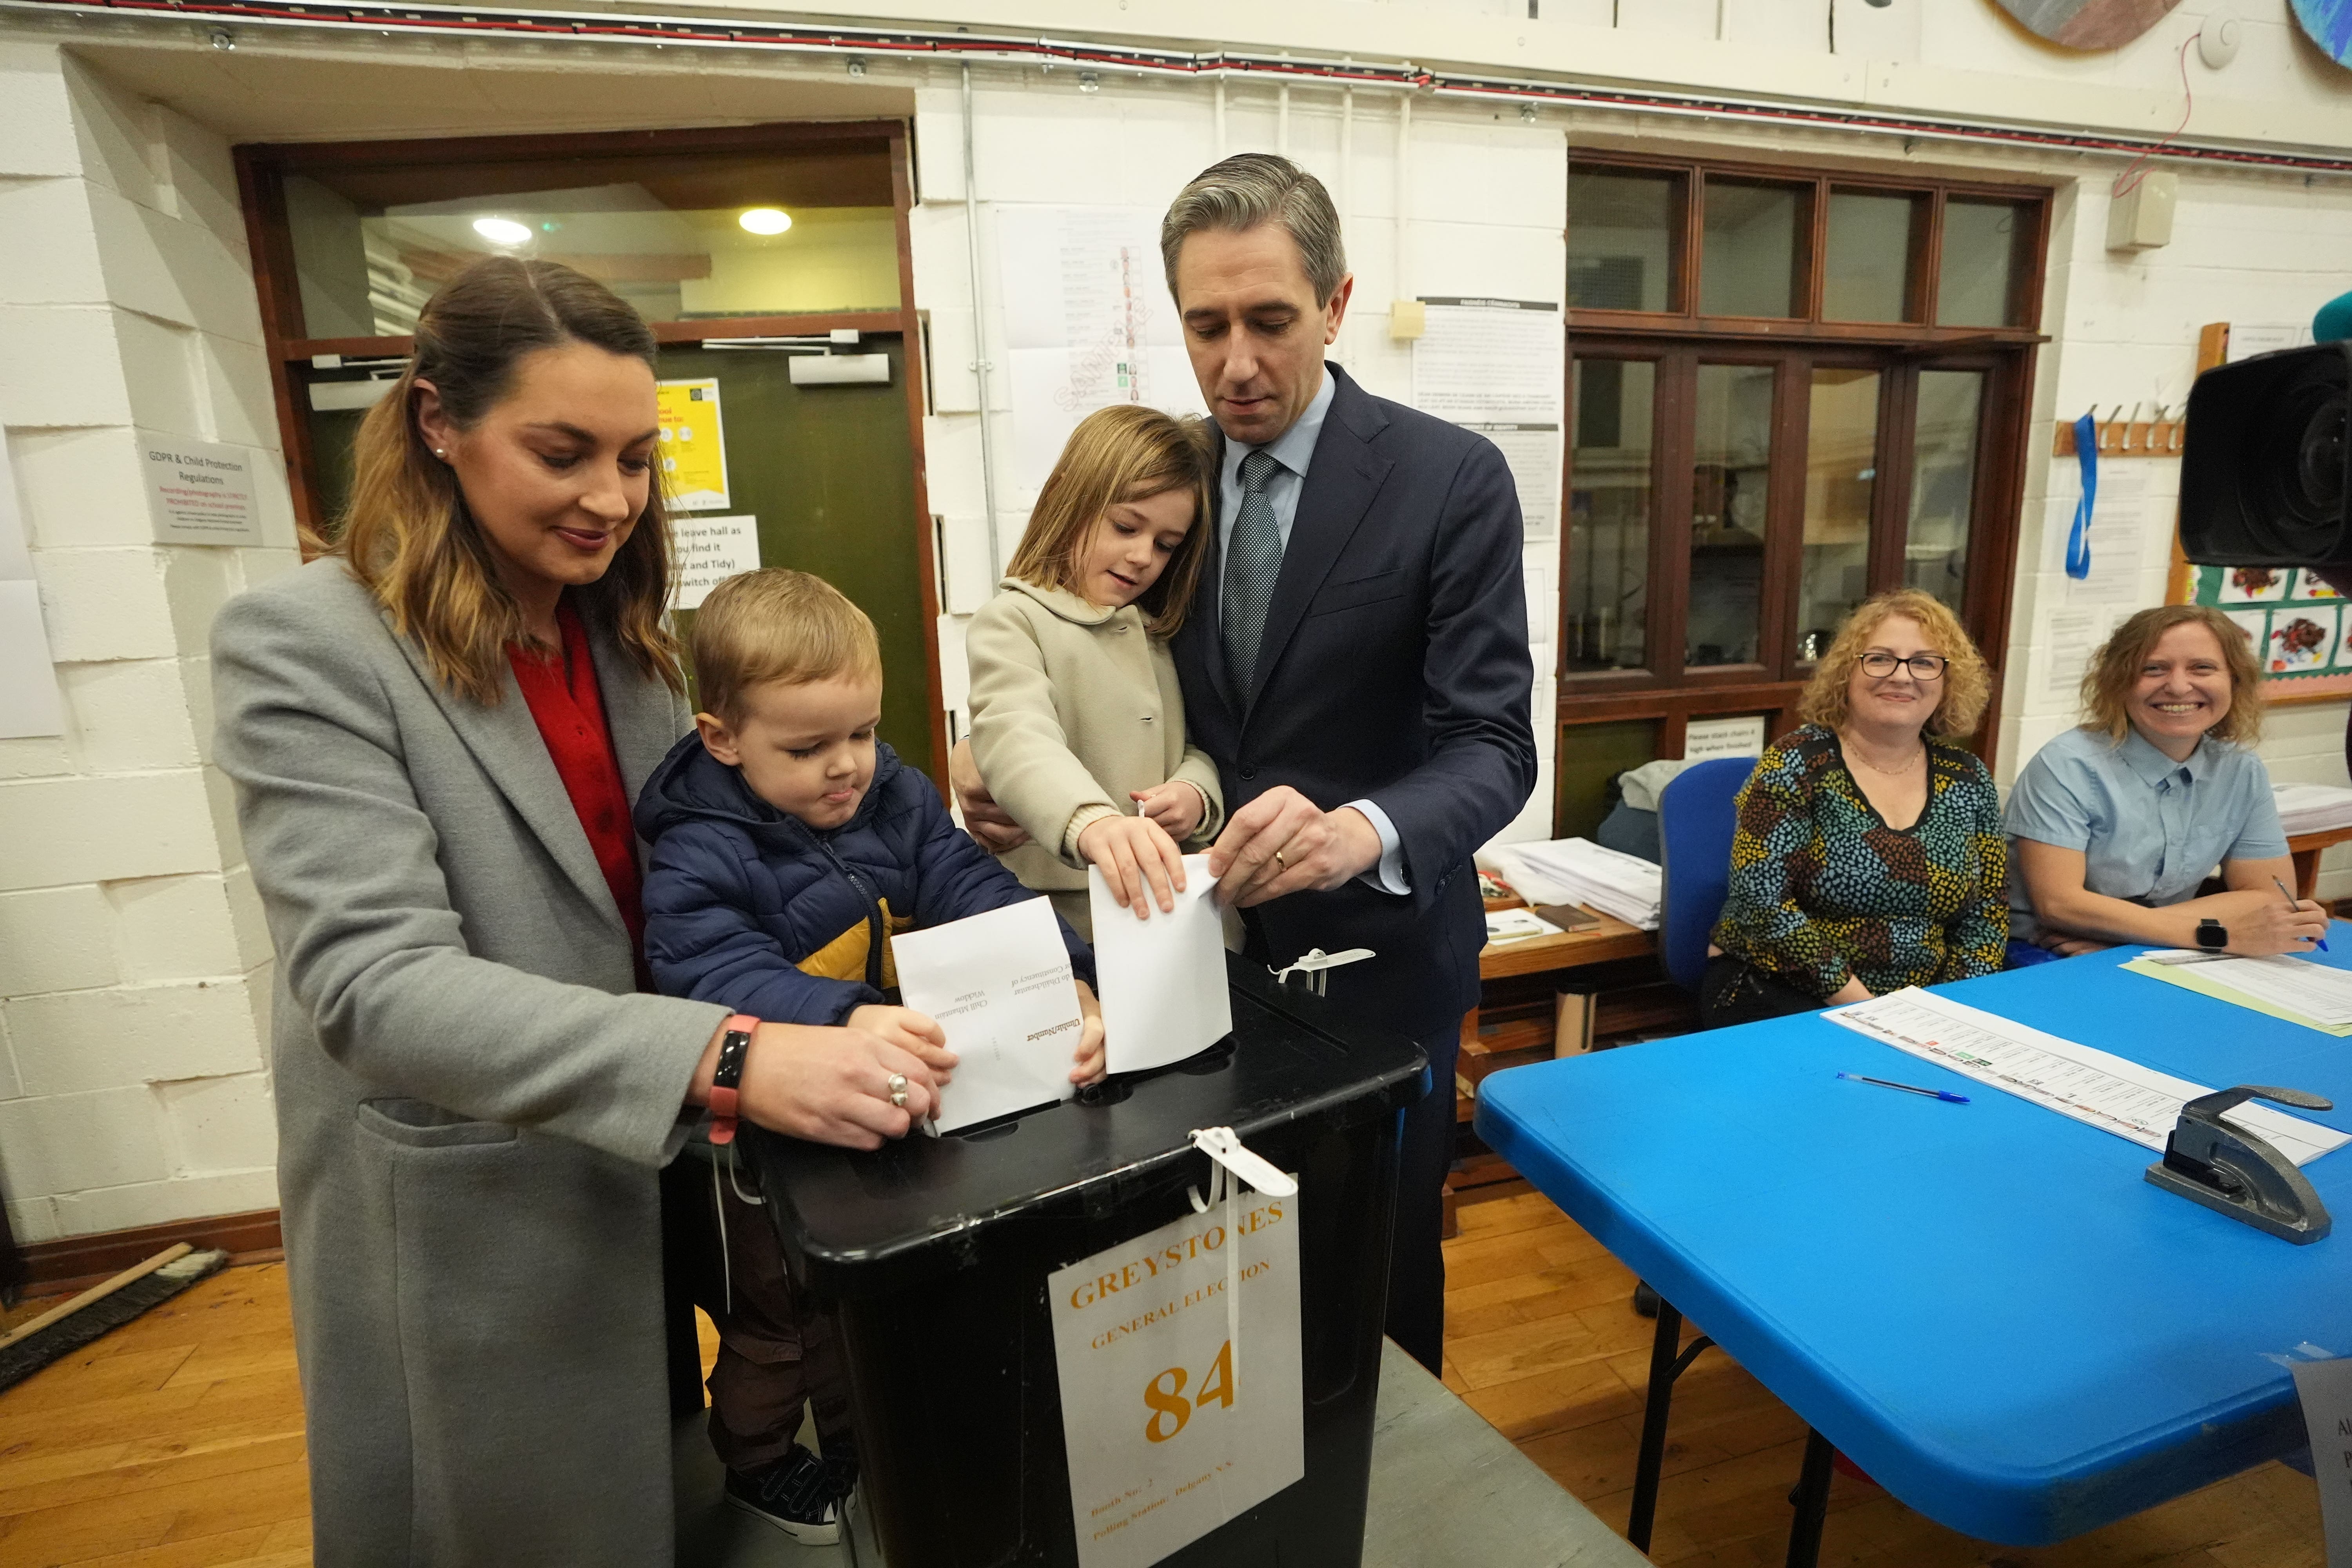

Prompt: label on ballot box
xmin=1047 ymin=1192 xmax=1304 ymax=1568
xmin=2294 ymin=1354 xmax=2352 ymax=1568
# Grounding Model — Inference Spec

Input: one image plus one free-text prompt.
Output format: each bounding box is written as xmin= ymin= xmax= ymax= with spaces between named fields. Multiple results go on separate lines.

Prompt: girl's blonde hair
xmin=2079 ymin=603 xmax=2264 ymax=746
xmin=333 ymin=256 xmax=682 ymax=705
xmin=1004 ymin=405 xmax=1214 ymax=635
xmin=1798 ymin=588 xmax=1992 ymax=740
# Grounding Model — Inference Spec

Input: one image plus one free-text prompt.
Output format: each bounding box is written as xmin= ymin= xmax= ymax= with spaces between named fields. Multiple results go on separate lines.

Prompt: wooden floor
xmin=0 ymin=1191 xmax=2324 ymax=1567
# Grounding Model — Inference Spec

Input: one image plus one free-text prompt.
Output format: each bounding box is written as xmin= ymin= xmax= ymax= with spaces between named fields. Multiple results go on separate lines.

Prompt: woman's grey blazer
xmin=212 ymin=557 xmax=729 ymax=1567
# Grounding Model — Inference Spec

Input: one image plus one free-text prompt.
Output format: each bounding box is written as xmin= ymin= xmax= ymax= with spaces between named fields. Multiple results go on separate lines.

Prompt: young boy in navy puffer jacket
xmin=636 ymin=568 xmax=1102 ymax=1543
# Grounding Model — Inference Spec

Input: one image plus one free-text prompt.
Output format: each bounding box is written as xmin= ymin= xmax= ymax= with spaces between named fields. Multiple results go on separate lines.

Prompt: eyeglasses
xmin=1858 ymin=652 xmax=1948 ymax=681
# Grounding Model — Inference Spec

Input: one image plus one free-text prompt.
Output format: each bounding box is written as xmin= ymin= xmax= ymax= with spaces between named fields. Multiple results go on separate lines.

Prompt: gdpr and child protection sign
xmin=1047 ymin=1191 xmax=1304 ymax=1568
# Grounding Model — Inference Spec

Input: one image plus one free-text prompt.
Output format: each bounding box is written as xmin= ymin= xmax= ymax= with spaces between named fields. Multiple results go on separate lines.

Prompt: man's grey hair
xmin=1160 ymin=154 xmax=1349 ymax=306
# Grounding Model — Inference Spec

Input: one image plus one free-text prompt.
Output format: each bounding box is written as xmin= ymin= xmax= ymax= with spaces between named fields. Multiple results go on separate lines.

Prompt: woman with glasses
xmin=2007 ymin=604 xmax=2328 ymax=957
xmin=1703 ymin=589 xmax=2006 ymax=1027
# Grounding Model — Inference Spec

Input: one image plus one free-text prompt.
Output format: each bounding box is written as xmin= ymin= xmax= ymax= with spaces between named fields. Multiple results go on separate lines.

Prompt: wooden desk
xmin=2287 ymin=826 xmax=2352 ymax=902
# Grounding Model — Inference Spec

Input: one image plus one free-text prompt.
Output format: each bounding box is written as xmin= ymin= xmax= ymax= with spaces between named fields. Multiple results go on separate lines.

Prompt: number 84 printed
xmin=1143 ymin=1341 xmax=1236 ymax=1443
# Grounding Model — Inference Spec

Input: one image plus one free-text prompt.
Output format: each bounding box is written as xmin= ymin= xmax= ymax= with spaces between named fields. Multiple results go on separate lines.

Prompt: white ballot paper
xmin=2160 ymin=953 xmax=2352 ymax=1029
xmin=2292 ymin=1354 xmax=2352 ymax=1568
xmin=1090 ymin=855 xmax=1232 ymax=1074
xmin=1048 ymin=1178 xmax=1303 ymax=1568
xmin=891 ymin=898 xmax=1082 ymax=1134
xmin=1827 ymin=988 xmax=2352 ymax=1163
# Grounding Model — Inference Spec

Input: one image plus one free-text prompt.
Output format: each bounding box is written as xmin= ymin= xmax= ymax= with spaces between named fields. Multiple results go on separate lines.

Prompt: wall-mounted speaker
xmin=2180 ymin=341 xmax=2351 ymax=567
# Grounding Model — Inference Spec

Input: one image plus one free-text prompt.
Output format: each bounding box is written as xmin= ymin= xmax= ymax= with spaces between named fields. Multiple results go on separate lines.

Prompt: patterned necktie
xmin=1221 ymin=447 xmax=1284 ymax=706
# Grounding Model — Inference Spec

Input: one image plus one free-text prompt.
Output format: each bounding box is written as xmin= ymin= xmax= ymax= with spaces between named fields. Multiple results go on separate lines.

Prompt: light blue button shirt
xmin=1216 ymin=371 xmax=1408 ymax=895
xmin=2004 ymin=725 xmax=2288 ymax=940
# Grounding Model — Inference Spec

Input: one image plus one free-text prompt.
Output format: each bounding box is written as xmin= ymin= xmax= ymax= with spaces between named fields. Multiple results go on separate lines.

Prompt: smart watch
xmin=2195 ymin=918 xmax=2229 ymax=951
xmin=708 ymin=1013 xmax=758 ymax=1146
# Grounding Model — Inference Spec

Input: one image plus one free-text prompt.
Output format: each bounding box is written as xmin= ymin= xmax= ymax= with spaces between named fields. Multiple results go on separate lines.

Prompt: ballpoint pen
xmin=1836 ymin=1071 xmax=1968 ymax=1104
xmin=2273 ymin=875 xmax=2331 ymax=953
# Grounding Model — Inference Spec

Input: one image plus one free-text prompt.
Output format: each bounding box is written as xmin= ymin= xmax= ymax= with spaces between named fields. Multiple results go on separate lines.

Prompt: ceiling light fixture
xmin=739 ymin=208 xmax=793 ymax=236
xmin=472 ymin=217 xmax=532 ymax=246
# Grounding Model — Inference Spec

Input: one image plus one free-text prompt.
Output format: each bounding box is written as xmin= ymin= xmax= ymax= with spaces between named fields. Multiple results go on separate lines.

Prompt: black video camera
xmin=2180 ymin=340 xmax=2351 ymax=570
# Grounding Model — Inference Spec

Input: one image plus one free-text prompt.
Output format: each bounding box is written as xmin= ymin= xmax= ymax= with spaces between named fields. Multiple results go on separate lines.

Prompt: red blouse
xmin=508 ymin=603 xmax=647 ymax=969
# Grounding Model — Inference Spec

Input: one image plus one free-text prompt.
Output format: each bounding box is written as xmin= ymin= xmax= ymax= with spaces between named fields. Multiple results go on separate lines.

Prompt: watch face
xmin=2198 ymin=920 xmax=2227 ymax=949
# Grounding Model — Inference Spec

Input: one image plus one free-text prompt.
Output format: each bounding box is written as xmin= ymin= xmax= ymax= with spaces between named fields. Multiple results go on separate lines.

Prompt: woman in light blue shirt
xmin=2008 ymin=604 xmax=2329 ymax=956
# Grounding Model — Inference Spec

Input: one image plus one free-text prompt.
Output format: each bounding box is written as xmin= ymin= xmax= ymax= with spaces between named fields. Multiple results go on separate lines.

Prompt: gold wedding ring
xmin=1274 ymin=849 xmax=1288 ymax=869
xmin=886 ymin=1073 xmax=910 ymax=1109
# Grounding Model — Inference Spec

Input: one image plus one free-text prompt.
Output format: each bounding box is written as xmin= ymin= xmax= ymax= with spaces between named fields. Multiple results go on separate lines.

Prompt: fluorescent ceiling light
xmin=739 ymin=208 xmax=793 ymax=236
xmin=472 ymin=216 xmax=532 ymax=246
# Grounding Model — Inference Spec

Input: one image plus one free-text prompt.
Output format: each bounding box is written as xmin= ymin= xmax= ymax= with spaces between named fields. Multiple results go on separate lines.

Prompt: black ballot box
xmin=745 ymin=952 xmax=1428 ymax=1568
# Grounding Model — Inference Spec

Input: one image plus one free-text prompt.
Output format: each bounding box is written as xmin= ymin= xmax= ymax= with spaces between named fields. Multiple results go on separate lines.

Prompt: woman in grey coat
xmin=212 ymin=258 xmax=952 ymax=1567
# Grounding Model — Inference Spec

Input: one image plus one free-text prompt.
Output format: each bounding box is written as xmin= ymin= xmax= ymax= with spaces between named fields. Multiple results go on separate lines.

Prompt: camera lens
xmin=2244 ymin=362 xmax=2350 ymax=558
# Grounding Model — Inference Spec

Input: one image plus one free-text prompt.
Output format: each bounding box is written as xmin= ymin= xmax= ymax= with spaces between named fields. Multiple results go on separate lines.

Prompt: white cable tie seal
xmin=1268 ymin=947 xmax=1377 ymax=985
xmin=1187 ymin=1126 xmax=1299 ymax=1198
xmin=1183 ymin=1126 xmax=1294 ymax=1434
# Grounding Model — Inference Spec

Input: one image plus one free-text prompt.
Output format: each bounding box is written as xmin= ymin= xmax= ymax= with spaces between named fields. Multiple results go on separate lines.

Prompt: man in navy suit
xmin=960 ymin=155 xmax=1535 ymax=1372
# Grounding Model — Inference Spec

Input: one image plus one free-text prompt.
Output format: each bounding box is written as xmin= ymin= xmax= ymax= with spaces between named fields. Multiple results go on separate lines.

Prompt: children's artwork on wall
xmin=2267 ymin=605 xmax=2340 ymax=675
xmin=2292 ymin=570 xmax=2344 ymax=602
xmin=1992 ymin=0 xmax=2182 ymax=50
xmin=2200 ymin=564 xmax=2352 ymax=697
xmin=2217 ymin=564 xmax=2291 ymax=604
xmin=2291 ymin=0 xmax=2352 ymax=65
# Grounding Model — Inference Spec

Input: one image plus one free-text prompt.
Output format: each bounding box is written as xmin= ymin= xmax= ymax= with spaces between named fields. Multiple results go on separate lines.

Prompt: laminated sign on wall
xmin=1048 ymin=1133 xmax=1303 ymax=1568
xmin=655 ymin=379 xmax=731 ymax=511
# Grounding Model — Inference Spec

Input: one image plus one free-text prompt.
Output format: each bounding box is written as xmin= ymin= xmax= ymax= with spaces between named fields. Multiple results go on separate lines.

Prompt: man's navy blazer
xmin=1172 ymin=364 xmax=1537 ymax=1043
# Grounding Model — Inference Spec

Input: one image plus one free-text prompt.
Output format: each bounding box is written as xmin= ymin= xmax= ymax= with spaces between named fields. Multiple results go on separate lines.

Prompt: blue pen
xmin=2274 ymin=877 xmax=2330 ymax=953
xmin=1837 ymin=1071 xmax=1968 ymax=1104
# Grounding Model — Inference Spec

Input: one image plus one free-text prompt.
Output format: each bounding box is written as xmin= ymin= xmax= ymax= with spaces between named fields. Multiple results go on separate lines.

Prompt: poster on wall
xmin=656 ymin=379 xmax=732 ymax=512
xmin=1991 ymin=0 xmax=2183 ymax=50
xmin=1411 ymin=298 xmax=1566 ymax=554
xmin=140 ymin=434 xmax=262 ymax=545
xmin=997 ymin=206 xmax=1208 ymax=506
xmin=669 ymin=515 xmax=760 ymax=612
xmin=2193 ymin=571 xmax=2352 ymax=698
xmin=2290 ymin=0 xmax=2352 ymax=65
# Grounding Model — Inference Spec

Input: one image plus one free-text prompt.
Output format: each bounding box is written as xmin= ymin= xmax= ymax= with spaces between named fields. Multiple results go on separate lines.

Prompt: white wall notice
xmin=669 ymin=515 xmax=760 ymax=612
xmin=0 ymin=437 xmax=64 ymax=739
xmin=1411 ymin=301 xmax=1565 ymax=547
xmin=1049 ymin=1191 xmax=1303 ymax=1568
xmin=141 ymin=434 xmax=261 ymax=545
xmin=1684 ymin=715 xmax=1766 ymax=760
xmin=997 ymin=206 xmax=1208 ymax=503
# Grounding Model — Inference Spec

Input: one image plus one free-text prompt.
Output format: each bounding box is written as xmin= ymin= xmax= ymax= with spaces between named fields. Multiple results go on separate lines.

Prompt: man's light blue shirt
xmin=2003 ymin=725 xmax=2287 ymax=940
xmin=1216 ymin=369 xmax=1409 ymax=895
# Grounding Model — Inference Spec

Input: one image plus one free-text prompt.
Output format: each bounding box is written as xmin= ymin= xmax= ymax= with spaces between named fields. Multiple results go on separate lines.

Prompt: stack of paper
xmin=1499 ymin=838 xmax=1662 ymax=930
xmin=2274 ymin=782 xmax=2352 ymax=837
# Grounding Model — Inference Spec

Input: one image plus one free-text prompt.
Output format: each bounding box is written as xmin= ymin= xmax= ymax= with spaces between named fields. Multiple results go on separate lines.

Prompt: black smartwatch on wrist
xmin=2195 ymin=918 xmax=2228 ymax=951
xmin=709 ymin=1014 xmax=757 ymax=1146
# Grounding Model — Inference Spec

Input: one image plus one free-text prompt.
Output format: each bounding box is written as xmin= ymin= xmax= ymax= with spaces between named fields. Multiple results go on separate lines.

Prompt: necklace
xmin=1842 ymin=732 xmax=1926 ymax=776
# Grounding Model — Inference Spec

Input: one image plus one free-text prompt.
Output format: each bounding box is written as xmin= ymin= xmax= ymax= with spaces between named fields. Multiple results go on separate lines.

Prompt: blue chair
xmin=1656 ymin=758 xmax=1757 ymax=995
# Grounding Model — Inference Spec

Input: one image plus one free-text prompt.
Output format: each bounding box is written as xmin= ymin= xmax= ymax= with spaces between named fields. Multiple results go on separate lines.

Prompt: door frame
xmin=233 ymin=118 xmax=951 ymax=788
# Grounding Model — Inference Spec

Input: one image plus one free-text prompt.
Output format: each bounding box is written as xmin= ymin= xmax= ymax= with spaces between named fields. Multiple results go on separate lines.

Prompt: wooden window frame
xmin=232 ymin=119 xmax=949 ymax=785
xmin=1559 ymin=151 xmax=2048 ymax=783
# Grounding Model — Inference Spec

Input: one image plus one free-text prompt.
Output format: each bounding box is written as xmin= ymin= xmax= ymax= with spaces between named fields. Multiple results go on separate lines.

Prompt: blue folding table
xmin=1475 ymin=938 xmax=2352 ymax=1564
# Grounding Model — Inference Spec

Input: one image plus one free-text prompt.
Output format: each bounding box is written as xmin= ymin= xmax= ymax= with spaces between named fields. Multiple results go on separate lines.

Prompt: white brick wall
xmin=0 ymin=44 xmax=297 ymax=1245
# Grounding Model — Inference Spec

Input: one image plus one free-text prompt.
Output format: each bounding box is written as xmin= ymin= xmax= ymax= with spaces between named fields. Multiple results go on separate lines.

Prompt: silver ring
xmin=886 ymin=1073 xmax=909 ymax=1109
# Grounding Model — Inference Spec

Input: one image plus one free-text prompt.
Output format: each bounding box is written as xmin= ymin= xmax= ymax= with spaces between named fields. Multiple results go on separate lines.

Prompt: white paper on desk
xmin=892 ymin=898 xmax=1082 ymax=1134
xmin=1090 ymin=854 xmax=1231 ymax=1074
xmin=2291 ymin=1354 xmax=2352 ymax=1568
xmin=1826 ymin=988 xmax=2352 ymax=1163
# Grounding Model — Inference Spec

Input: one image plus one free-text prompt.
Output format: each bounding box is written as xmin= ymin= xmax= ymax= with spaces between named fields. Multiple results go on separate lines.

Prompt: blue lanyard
xmin=2066 ymin=412 xmax=2097 ymax=581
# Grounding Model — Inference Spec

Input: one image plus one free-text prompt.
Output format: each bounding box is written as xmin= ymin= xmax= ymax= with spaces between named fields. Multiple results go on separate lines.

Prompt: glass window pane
xmin=1938 ymin=199 xmax=2031 ymax=328
xmin=1823 ymin=190 xmax=1923 ymax=323
xmin=281 ymin=149 xmax=902 ymax=336
xmin=1689 ymin=364 xmax=1774 ymax=668
xmin=1907 ymin=370 xmax=1985 ymax=608
xmin=1567 ymin=169 xmax=1679 ymax=312
xmin=1701 ymin=179 xmax=1803 ymax=319
xmin=1567 ymin=358 xmax=1655 ymax=673
xmin=1799 ymin=368 xmax=1882 ymax=659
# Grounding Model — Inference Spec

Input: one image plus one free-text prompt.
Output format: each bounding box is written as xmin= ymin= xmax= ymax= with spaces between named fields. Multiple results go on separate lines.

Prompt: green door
xmin=659 ymin=338 xmax=933 ymax=780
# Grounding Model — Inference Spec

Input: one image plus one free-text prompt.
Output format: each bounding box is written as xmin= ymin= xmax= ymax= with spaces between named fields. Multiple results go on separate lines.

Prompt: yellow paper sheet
xmin=2121 ymin=956 xmax=2352 ymax=1036
xmin=655 ymin=378 xmax=730 ymax=511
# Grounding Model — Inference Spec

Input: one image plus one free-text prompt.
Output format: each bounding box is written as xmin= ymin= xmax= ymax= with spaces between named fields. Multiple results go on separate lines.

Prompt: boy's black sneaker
xmin=724 ymin=1444 xmax=840 ymax=1545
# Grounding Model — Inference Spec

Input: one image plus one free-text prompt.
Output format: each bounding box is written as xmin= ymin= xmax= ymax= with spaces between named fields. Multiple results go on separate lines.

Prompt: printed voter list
xmin=1049 ymin=1194 xmax=1303 ymax=1568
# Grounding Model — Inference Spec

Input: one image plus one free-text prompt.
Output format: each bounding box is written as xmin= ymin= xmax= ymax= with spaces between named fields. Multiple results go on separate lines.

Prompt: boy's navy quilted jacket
xmin=636 ymin=734 xmax=1094 ymax=1025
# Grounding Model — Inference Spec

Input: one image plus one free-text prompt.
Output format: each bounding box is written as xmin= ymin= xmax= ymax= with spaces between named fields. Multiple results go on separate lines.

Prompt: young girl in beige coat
xmin=966 ymin=405 xmax=1224 ymax=941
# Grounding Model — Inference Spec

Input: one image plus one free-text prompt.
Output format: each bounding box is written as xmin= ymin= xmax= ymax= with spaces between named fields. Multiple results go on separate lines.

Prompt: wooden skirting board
xmin=16 ymin=1208 xmax=281 ymax=1296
